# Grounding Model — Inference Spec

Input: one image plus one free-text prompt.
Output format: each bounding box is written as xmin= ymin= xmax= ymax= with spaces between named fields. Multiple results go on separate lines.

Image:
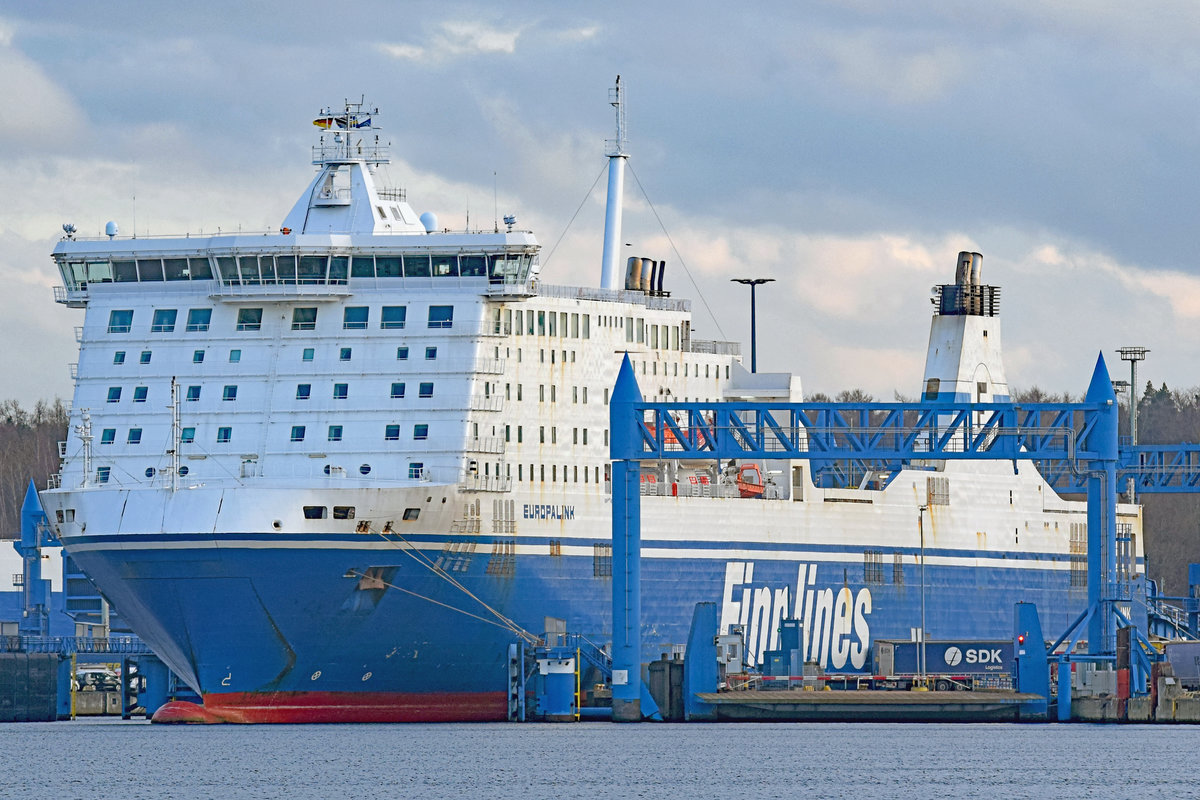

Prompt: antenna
xmin=493 ymin=171 xmax=499 ymax=233
xmin=600 ymin=76 xmax=629 ymax=290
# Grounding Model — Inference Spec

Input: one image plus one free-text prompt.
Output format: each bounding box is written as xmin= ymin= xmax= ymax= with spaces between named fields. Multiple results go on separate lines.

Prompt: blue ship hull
xmin=64 ymin=531 xmax=1125 ymax=721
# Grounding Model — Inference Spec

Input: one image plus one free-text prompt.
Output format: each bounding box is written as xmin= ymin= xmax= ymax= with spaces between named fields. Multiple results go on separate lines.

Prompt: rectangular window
xmin=342 ymin=306 xmax=369 ymax=329
xmin=428 ymin=305 xmax=454 ymax=328
xmin=186 ymin=385 xmax=200 ymax=401
xmin=139 ymin=351 xmax=152 ymax=364
xmin=390 ymin=382 xmax=405 ymax=399
xmin=181 ymin=427 xmax=195 ymax=444
xmin=381 ymin=306 xmax=407 ymax=329
xmin=333 ymin=383 xmax=348 ymax=400
xmin=100 ymin=428 xmax=115 ymax=445
xmin=193 ymin=350 xmax=205 ymax=363
xmin=339 ymin=347 xmax=352 ymax=361
xmin=385 ymin=424 xmax=401 ymax=441
xmin=108 ymin=309 xmax=133 ymax=333
xmin=290 ymin=426 xmax=306 ymax=442
xmin=217 ymin=426 xmax=232 ymax=443
xmin=236 ymin=308 xmax=262 ymax=331
xmin=413 ymin=424 xmax=429 ymax=440
xmin=418 ymin=382 xmax=433 ymax=398
xmin=223 ymin=385 xmax=238 ymax=401
xmin=292 ymin=307 xmax=317 ymax=330
xmin=133 ymin=386 xmax=148 ymax=403
xmin=149 ymin=309 xmax=177 ymax=333
xmin=333 ymin=506 xmax=356 ymax=520
xmin=113 ymin=351 xmax=126 ymax=364
xmin=296 ymin=384 xmax=311 ymax=400
xmin=302 ymin=347 xmax=314 ymax=362
xmin=409 ymin=462 xmax=424 ymax=479
xmin=425 ymin=347 xmax=437 ymax=360
xmin=302 ymin=506 xmax=327 ymax=520
xmin=327 ymin=425 xmax=343 ymax=442
xmin=127 ymin=428 xmax=143 ymax=445
xmin=107 ymin=387 xmax=121 ymax=403
xmin=229 ymin=349 xmax=241 ymax=363
xmin=96 ymin=466 xmax=111 ymax=484
xmin=186 ymin=308 xmax=212 ymax=332
xmin=396 ymin=346 xmax=409 ymax=360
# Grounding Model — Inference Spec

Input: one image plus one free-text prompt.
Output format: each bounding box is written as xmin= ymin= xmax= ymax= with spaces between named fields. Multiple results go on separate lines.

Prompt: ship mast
xmin=169 ymin=378 xmax=180 ymax=492
xmin=600 ymin=76 xmax=628 ymax=290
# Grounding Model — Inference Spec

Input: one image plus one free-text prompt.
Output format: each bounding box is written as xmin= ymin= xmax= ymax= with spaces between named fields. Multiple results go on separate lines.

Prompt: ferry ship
xmin=40 ymin=92 xmax=1145 ymax=722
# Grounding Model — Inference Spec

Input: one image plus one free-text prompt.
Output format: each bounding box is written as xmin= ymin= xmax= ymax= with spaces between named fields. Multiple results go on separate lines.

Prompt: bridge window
xmin=460 ymin=255 xmax=487 ymax=276
xmin=151 ymin=309 xmax=177 ymax=333
xmin=186 ymin=308 xmax=212 ymax=332
xmin=343 ymin=306 xmax=369 ymax=329
xmin=381 ymin=306 xmax=407 ymax=329
xmin=432 ymin=254 xmax=457 ymax=277
xmin=350 ymin=255 xmax=374 ymax=278
xmin=236 ymin=308 xmax=262 ymax=331
xmin=108 ymin=310 xmax=133 ymax=334
xmin=376 ymin=256 xmax=402 ymax=278
xmin=291 ymin=307 xmax=317 ymax=330
xmin=404 ymin=255 xmax=431 ymax=277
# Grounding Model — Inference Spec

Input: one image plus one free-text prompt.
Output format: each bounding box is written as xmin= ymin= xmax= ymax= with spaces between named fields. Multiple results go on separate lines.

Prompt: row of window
xmin=92 ymin=460 xmax=426 ymax=484
xmin=99 ymin=422 xmax=436 ymax=446
xmin=108 ymin=305 xmax=453 ymax=334
xmin=495 ymin=308 xmax=683 ymax=352
xmin=110 ymin=345 xmax=441 ymax=367
xmin=105 ymin=381 xmax=437 ymax=403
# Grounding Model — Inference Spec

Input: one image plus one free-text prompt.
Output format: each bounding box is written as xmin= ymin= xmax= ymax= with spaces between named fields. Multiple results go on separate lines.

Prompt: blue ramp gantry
xmin=608 ymin=352 xmax=1190 ymax=720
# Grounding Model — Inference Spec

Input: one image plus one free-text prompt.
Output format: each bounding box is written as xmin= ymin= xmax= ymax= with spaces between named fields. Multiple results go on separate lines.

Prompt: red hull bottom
xmin=151 ymin=691 xmax=509 ymax=724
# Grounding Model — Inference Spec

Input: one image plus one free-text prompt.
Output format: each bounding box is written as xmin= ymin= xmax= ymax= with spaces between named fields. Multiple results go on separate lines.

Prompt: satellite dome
xmin=105 ymin=221 xmax=119 ymax=238
xmin=419 ymin=212 xmax=437 ymax=233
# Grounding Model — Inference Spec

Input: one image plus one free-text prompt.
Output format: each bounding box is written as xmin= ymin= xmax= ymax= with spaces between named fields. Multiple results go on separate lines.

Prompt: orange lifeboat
xmin=736 ymin=464 xmax=765 ymax=498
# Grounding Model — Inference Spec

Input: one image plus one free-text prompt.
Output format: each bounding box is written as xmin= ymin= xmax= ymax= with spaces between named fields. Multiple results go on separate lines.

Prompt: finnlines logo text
xmin=523 ymin=504 xmax=575 ymax=520
xmin=720 ymin=562 xmax=873 ymax=671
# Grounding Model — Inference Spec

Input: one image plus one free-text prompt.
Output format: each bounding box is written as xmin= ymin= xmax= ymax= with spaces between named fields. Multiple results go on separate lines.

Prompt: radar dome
xmin=419 ymin=212 xmax=437 ymax=233
xmin=105 ymin=221 xmax=119 ymax=238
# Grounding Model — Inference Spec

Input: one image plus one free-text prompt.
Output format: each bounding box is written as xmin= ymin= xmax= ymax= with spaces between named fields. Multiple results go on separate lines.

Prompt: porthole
xmin=273 ymin=520 xmax=282 ymax=530
xmin=178 ymin=466 xmax=189 ymax=476
xmin=359 ymin=464 xmax=371 ymax=475
xmin=145 ymin=467 xmax=156 ymax=478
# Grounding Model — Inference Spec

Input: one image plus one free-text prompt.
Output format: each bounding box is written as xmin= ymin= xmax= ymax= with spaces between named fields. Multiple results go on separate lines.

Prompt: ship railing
xmin=53 ymin=285 xmax=88 ymax=307
xmin=460 ymin=474 xmax=512 ymax=493
xmin=638 ymin=478 xmax=740 ymax=499
xmin=68 ymin=363 xmax=78 ymax=380
xmin=46 ymin=474 xmax=62 ymax=490
xmin=467 ymin=436 xmax=506 ymax=454
xmin=73 ymin=326 xmax=83 ymax=343
xmin=470 ymin=395 xmax=504 ymax=412
xmin=0 ymin=636 xmax=154 ymax=655
xmin=685 ymin=338 xmax=741 ymax=356
xmin=533 ymin=283 xmax=692 ymax=312
xmin=437 ymin=358 xmax=505 ymax=375
xmin=210 ymin=282 xmax=352 ymax=300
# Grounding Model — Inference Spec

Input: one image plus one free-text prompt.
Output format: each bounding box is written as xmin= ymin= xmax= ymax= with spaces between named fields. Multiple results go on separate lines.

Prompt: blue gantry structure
xmin=608 ymin=351 xmax=1200 ymax=721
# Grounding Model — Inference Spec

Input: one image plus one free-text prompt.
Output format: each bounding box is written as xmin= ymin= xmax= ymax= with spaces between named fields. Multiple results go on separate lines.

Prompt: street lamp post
xmin=1117 ymin=347 xmax=1149 ymax=501
xmin=730 ymin=278 xmax=775 ymax=373
xmin=918 ymin=504 xmax=928 ymax=682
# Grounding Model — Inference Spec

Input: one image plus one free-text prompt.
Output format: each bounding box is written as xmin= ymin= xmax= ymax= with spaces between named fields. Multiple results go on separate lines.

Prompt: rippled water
xmin=2 ymin=719 xmax=1196 ymax=800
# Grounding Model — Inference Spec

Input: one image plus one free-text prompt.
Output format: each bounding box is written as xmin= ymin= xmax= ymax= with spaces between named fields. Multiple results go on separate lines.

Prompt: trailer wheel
xmin=934 ymin=679 xmax=951 ymax=692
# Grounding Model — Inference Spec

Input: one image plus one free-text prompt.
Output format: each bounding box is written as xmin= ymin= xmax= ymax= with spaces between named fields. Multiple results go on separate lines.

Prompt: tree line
xmin=0 ymin=400 xmax=69 ymax=538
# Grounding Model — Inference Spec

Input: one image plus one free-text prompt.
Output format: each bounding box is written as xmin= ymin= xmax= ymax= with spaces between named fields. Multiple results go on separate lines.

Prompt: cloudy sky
xmin=4 ymin=1 xmax=1200 ymax=403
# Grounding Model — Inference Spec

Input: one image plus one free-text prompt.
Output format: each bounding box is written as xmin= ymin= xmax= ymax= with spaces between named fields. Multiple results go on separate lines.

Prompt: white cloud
xmin=0 ymin=18 xmax=85 ymax=148
xmin=377 ymin=19 xmax=525 ymax=62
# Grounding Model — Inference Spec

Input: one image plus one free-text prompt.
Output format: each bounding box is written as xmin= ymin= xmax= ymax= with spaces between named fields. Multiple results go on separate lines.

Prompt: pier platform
xmin=695 ymin=689 xmax=1042 ymax=722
